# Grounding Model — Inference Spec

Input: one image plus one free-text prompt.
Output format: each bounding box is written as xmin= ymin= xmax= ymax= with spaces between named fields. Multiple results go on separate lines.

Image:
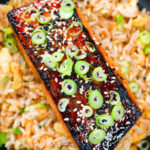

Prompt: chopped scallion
xmin=116 ymin=14 xmax=124 ymax=24
xmin=12 ymin=127 xmax=21 ymax=134
xmin=129 ymin=82 xmax=139 ymax=93
xmin=96 ymin=114 xmax=114 ymax=128
xmin=3 ymin=27 xmax=13 ymax=35
xmin=0 ymin=132 xmax=7 ymax=147
xmin=61 ymin=79 xmax=77 ymax=95
xmin=139 ymin=31 xmax=150 ymax=45
xmin=144 ymin=45 xmax=150 ymax=56
xmin=88 ymin=129 xmax=106 ymax=145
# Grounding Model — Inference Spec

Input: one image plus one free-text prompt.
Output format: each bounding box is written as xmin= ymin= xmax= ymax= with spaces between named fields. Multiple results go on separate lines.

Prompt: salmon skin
xmin=8 ymin=0 xmax=142 ymax=149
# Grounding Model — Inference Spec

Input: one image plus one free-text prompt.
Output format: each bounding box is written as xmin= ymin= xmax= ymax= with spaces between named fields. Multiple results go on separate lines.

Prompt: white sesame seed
xmin=73 ymin=108 xmax=78 ymax=112
xmin=76 ymin=118 xmax=81 ymax=122
xmin=55 ymin=78 xmax=58 ymax=83
xmin=64 ymin=118 xmax=69 ymax=121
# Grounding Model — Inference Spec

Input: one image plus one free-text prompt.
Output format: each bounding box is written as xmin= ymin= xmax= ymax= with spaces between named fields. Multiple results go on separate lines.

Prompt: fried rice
xmin=0 ymin=0 xmax=150 ymax=150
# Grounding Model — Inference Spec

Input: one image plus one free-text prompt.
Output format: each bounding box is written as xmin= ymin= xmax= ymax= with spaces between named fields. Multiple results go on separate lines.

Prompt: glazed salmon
xmin=8 ymin=0 xmax=142 ymax=149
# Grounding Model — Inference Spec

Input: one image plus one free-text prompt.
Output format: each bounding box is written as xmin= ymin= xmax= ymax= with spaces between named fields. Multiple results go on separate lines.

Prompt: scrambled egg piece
xmin=0 ymin=48 xmax=12 ymax=80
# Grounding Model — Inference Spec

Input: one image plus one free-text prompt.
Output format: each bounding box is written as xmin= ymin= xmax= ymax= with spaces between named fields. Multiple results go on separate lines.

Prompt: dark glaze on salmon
xmin=8 ymin=0 xmax=142 ymax=149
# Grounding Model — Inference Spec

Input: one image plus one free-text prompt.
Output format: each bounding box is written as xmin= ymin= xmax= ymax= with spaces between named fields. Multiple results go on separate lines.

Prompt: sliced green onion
xmin=84 ymin=90 xmax=92 ymax=98
xmin=116 ymin=25 xmax=120 ymax=30
xmin=81 ymin=106 xmax=93 ymax=118
xmin=74 ymin=60 xmax=91 ymax=81
xmin=121 ymin=61 xmax=130 ymax=78
xmin=66 ymin=45 xmax=79 ymax=57
xmin=129 ymin=82 xmax=139 ymax=93
xmin=92 ymin=67 xmax=107 ymax=82
xmin=51 ymin=52 xmax=64 ymax=62
xmin=75 ymin=49 xmax=87 ymax=60
xmin=139 ymin=140 xmax=150 ymax=150
xmin=25 ymin=103 xmax=48 ymax=112
xmin=139 ymin=31 xmax=150 ymax=45
xmin=96 ymin=114 xmax=114 ymax=128
xmin=116 ymin=14 xmax=124 ymax=24
xmin=58 ymin=98 xmax=69 ymax=112
xmin=109 ymin=90 xmax=121 ymax=105
xmin=38 ymin=13 xmax=51 ymax=24
xmin=22 ymin=8 xmax=39 ymax=21
xmin=4 ymin=27 xmax=13 ymax=35
xmin=5 ymin=38 xmax=18 ymax=54
xmin=0 ymin=132 xmax=7 ymax=147
xmin=88 ymin=90 xmax=103 ymax=109
xmin=42 ymin=53 xmax=57 ymax=69
xmin=75 ymin=60 xmax=90 ymax=75
xmin=59 ymin=8 xmax=74 ymax=19
xmin=85 ymin=42 xmax=96 ymax=52
xmin=57 ymin=55 xmax=73 ymax=75
xmin=88 ymin=129 xmax=106 ymax=145
xmin=67 ymin=22 xmax=83 ymax=36
xmin=31 ymin=29 xmax=46 ymax=45
xmin=111 ymin=105 xmax=125 ymax=121
xmin=42 ymin=23 xmax=53 ymax=33
xmin=62 ymin=79 xmax=77 ymax=95
xmin=61 ymin=0 xmax=75 ymax=12
xmin=12 ymin=127 xmax=21 ymax=134
xmin=144 ymin=46 xmax=150 ymax=56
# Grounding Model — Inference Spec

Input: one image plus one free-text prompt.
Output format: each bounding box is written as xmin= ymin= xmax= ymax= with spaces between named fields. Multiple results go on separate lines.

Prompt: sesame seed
xmin=64 ymin=118 xmax=69 ymax=121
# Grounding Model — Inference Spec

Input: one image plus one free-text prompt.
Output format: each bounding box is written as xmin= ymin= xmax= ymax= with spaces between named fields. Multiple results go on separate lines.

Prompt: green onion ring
xmin=88 ymin=129 xmax=106 ymax=145
xmin=75 ymin=49 xmax=87 ymax=60
xmin=31 ymin=29 xmax=46 ymax=45
xmin=67 ymin=21 xmax=83 ymax=36
xmin=22 ymin=8 xmax=39 ymax=21
xmin=109 ymin=90 xmax=121 ymax=105
xmin=62 ymin=79 xmax=77 ymax=95
xmin=96 ymin=114 xmax=114 ymax=128
xmin=38 ymin=12 xmax=51 ymax=24
xmin=61 ymin=0 xmax=75 ymax=12
xmin=51 ymin=51 xmax=64 ymax=62
xmin=57 ymin=55 xmax=73 ymax=75
xmin=85 ymin=41 xmax=96 ymax=52
xmin=88 ymin=90 xmax=103 ymax=109
xmin=111 ymin=105 xmax=125 ymax=121
xmin=81 ymin=106 xmax=93 ymax=118
xmin=58 ymin=98 xmax=69 ymax=112
xmin=59 ymin=8 xmax=74 ymax=19
xmin=66 ymin=45 xmax=79 ymax=57
xmin=92 ymin=67 xmax=107 ymax=82
xmin=42 ymin=53 xmax=57 ymax=69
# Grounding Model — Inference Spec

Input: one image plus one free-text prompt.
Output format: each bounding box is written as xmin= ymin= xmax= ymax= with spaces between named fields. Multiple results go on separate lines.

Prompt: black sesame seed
xmin=33 ymin=53 xmax=38 ymax=57
xmin=72 ymin=99 xmax=76 ymax=102
xmin=73 ymin=104 xmax=76 ymax=108
xmin=28 ymin=24 xmax=33 ymax=28
xmin=120 ymin=77 xmax=124 ymax=80
xmin=54 ymin=46 xmax=59 ymax=51
xmin=53 ymin=88 xmax=56 ymax=92
xmin=64 ymin=41 xmax=67 ymax=45
xmin=20 ymin=21 xmax=24 ymax=25
xmin=74 ymin=37 xmax=77 ymax=43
